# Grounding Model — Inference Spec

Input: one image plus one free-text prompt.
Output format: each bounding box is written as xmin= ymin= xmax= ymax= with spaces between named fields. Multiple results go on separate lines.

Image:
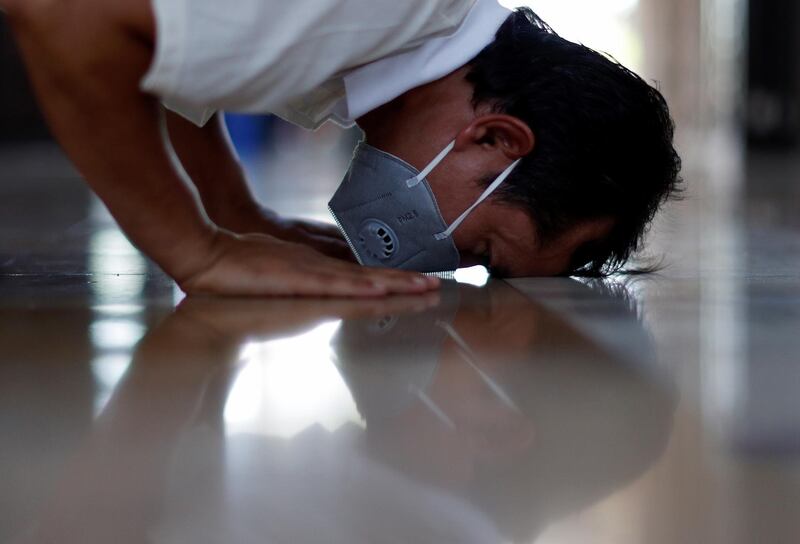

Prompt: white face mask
xmin=329 ymin=139 xmax=521 ymax=273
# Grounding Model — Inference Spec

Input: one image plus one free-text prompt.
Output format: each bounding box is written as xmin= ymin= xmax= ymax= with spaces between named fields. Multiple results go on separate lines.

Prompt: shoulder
xmin=5 ymin=0 xmax=155 ymax=42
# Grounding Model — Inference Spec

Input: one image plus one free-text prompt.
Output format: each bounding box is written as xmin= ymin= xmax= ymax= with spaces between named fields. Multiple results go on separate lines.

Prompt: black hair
xmin=466 ymin=8 xmax=683 ymax=276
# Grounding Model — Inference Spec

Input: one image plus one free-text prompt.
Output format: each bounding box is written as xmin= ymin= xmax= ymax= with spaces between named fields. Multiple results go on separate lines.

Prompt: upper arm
xmin=7 ymin=0 xmax=153 ymax=36
xmin=114 ymin=0 xmax=156 ymax=43
xmin=7 ymin=0 xmax=156 ymax=72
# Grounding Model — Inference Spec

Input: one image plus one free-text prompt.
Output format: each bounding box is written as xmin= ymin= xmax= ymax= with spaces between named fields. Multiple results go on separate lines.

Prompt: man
xmin=3 ymin=0 xmax=681 ymax=297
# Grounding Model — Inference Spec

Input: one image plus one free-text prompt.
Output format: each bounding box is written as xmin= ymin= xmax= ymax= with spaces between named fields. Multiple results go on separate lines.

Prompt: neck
xmin=357 ymin=101 xmax=406 ymax=150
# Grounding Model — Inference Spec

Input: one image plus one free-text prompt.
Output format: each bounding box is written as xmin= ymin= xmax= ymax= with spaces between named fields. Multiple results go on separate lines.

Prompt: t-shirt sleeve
xmin=139 ymin=0 xmax=476 ymax=127
xmin=140 ymin=0 xmax=216 ymax=125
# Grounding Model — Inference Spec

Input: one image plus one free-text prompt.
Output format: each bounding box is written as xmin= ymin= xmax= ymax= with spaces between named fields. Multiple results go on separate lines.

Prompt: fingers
xmin=299 ymin=254 xmax=441 ymax=296
xmin=306 ymin=236 xmax=358 ymax=263
xmin=294 ymin=219 xmax=343 ymax=238
xmin=274 ymin=225 xmax=356 ymax=262
xmin=293 ymin=268 xmax=440 ymax=298
xmin=362 ymin=268 xmax=441 ymax=294
xmin=296 ymin=273 xmax=389 ymax=298
xmin=182 ymin=232 xmax=442 ymax=298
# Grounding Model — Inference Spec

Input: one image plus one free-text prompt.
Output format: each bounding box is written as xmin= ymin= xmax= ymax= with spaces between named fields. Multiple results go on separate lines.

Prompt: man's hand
xmin=8 ymin=2 xmax=437 ymax=298
xmin=217 ymin=205 xmax=356 ymax=263
xmin=273 ymin=215 xmax=356 ymax=262
xmin=179 ymin=230 xmax=439 ymax=297
xmin=163 ymin=113 xmax=355 ymax=261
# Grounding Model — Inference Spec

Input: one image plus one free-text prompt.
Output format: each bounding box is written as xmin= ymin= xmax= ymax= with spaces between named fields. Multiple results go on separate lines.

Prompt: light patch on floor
xmin=224 ymin=321 xmax=365 ymax=438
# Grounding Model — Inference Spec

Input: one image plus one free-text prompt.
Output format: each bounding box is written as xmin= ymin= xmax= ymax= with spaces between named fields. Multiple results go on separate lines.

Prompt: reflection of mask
xmin=329 ymin=140 xmax=520 ymax=273
xmin=331 ymin=283 xmax=517 ymax=428
xmin=436 ymin=321 xmax=519 ymax=413
xmin=331 ymin=283 xmax=461 ymax=421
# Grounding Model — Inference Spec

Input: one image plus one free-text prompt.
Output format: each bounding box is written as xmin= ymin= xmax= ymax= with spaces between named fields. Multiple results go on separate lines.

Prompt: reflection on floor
xmin=1 ymin=142 xmax=799 ymax=544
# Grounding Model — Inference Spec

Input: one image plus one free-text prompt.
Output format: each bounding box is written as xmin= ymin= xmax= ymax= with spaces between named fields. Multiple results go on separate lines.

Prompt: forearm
xmin=9 ymin=0 xmax=217 ymax=282
xmin=3 ymin=0 xmax=437 ymax=298
xmin=35 ymin=313 xmax=234 ymax=543
xmin=165 ymin=111 xmax=267 ymax=230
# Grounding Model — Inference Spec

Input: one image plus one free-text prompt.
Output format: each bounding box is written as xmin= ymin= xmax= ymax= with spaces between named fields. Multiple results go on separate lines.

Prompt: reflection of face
xmin=370 ymin=349 xmax=535 ymax=491
xmin=366 ymin=286 xmax=541 ymax=490
xmin=434 ymin=338 xmax=535 ymax=456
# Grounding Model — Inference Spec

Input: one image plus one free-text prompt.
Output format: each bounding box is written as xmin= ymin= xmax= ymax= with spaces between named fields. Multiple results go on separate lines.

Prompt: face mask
xmin=329 ymin=140 xmax=521 ymax=273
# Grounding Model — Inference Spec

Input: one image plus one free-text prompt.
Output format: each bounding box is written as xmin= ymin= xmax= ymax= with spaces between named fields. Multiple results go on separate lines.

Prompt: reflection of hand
xmin=173 ymin=289 xmax=442 ymax=344
xmin=179 ymin=229 xmax=440 ymax=297
xmin=28 ymin=286 xmax=441 ymax=543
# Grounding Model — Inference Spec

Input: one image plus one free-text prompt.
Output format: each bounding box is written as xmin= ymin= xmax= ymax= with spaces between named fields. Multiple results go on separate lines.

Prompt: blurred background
xmin=3 ymin=0 xmax=797 ymax=218
xmin=2 ymin=0 xmax=797 ymax=195
xmin=1 ymin=1 xmax=799 ymax=542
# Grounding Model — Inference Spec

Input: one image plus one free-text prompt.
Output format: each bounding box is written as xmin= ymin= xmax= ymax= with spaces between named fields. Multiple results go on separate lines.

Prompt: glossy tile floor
xmin=1 ymin=140 xmax=799 ymax=544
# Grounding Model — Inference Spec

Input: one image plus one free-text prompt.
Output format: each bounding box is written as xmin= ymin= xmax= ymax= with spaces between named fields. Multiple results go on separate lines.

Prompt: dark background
xmin=0 ymin=18 xmax=49 ymax=141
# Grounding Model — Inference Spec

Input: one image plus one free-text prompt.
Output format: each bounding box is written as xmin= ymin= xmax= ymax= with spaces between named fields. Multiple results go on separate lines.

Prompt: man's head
xmin=360 ymin=8 xmax=682 ymax=277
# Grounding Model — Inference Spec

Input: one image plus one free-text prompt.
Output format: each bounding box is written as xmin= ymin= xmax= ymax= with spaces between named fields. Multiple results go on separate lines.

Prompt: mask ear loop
xmin=407 ymin=384 xmax=457 ymax=430
xmin=436 ymin=321 xmax=520 ymax=412
xmin=406 ymin=141 xmax=456 ymax=188
xmin=434 ymin=158 xmax=521 ymax=241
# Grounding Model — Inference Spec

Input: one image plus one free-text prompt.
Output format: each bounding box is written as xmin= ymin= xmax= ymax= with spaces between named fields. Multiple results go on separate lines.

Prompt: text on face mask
xmin=397 ymin=210 xmax=420 ymax=225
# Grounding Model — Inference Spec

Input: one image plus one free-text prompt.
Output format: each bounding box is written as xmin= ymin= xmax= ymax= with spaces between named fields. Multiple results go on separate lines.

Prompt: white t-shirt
xmin=140 ymin=0 xmax=512 ymax=129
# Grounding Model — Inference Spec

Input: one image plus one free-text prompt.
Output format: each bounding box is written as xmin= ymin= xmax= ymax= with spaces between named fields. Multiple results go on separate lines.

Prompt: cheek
xmin=442 ymin=197 xmax=536 ymax=268
xmin=491 ymin=205 xmax=540 ymax=252
xmin=450 ymin=206 xmax=494 ymax=262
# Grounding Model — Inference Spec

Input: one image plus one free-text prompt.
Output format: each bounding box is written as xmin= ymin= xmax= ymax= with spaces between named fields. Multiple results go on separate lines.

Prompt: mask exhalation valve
xmin=358 ymin=220 xmax=398 ymax=261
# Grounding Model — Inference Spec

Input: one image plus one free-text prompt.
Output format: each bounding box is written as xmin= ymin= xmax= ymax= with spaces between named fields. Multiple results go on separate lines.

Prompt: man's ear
xmin=454 ymin=114 xmax=535 ymax=161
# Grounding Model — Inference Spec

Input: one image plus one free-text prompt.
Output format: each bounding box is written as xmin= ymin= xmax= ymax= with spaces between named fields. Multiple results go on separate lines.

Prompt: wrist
xmin=162 ymin=224 xmax=225 ymax=285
